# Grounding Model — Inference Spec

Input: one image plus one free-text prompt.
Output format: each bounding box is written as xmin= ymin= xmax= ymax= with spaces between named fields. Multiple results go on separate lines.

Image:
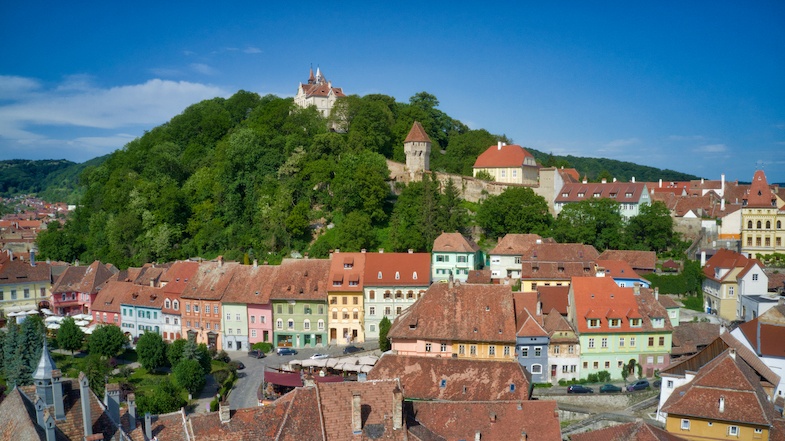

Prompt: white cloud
xmin=694 ymin=144 xmax=727 ymax=153
xmin=603 ymin=138 xmax=640 ymax=148
xmin=0 ymin=75 xmax=41 ymax=99
xmin=190 ymin=63 xmax=218 ymax=76
xmin=243 ymin=46 xmax=262 ymax=54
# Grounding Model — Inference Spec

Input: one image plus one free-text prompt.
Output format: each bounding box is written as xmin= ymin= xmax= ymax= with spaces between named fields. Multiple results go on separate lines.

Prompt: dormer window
xmin=395 ymin=271 xmax=400 ymax=280
xmin=578 ymin=192 xmax=585 ymax=198
xmin=625 ymin=192 xmax=633 ymax=197
xmin=412 ymin=272 xmax=417 ymax=280
xmin=609 ymin=319 xmax=621 ymax=328
xmin=378 ymin=271 xmax=382 ymax=279
xmin=562 ymin=192 xmax=569 ymax=197
xmin=165 ymin=299 xmax=171 ymax=309
xmin=630 ymin=318 xmax=641 ymax=327
xmin=588 ymin=319 xmax=600 ymax=328
xmin=173 ymin=300 xmax=179 ymax=310
xmin=593 ymin=192 xmax=601 ymax=198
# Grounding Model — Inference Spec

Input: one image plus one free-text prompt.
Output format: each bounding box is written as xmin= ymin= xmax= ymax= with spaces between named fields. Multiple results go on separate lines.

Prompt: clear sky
xmin=1 ymin=2 xmax=784 ymax=183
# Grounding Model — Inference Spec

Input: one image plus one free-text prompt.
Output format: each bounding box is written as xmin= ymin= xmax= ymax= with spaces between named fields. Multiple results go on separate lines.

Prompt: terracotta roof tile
xmin=556 ymin=182 xmax=648 ymax=204
xmin=597 ymin=250 xmax=656 ymax=272
xmin=389 ymin=282 xmax=517 ymax=343
xmin=160 ymin=261 xmax=200 ymax=295
xmin=0 ymin=259 xmax=51 ymax=284
xmin=367 ymin=354 xmax=530 ymax=401
xmin=0 ymin=387 xmax=46 ymax=441
xmin=432 ymin=232 xmax=480 ymax=253
xmin=184 ymin=400 xmax=292 ymax=440
xmin=489 ymin=234 xmax=548 ymax=255
xmin=702 ymin=248 xmax=751 ymax=281
xmin=571 ymin=278 xmax=672 ymax=334
xmin=52 ymin=261 xmax=114 ymax=295
xmin=570 ymin=421 xmax=687 ymax=441
xmin=671 ymin=322 xmax=720 ymax=357
xmin=269 ymin=259 xmax=331 ymax=301
xmin=362 ymin=252 xmax=431 ymax=287
xmin=538 ymin=286 xmax=570 ymax=315
xmin=410 ymin=401 xmax=561 ymax=441
xmin=316 ymin=379 xmax=406 ymax=440
xmin=745 ymin=170 xmax=778 ymax=208
xmin=404 ymin=121 xmax=432 ymax=144
xmin=466 ymin=269 xmax=492 ymax=284
xmin=473 ymin=144 xmax=536 ymax=168
xmin=221 ymin=264 xmax=278 ymax=304
xmin=327 ymin=252 xmax=366 ymax=293
xmin=181 ymin=261 xmax=240 ymax=301
xmin=737 ymin=308 xmax=785 ymax=358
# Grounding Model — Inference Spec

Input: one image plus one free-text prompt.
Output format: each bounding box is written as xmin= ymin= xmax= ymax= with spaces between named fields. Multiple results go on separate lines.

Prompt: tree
xmin=167 ymin=339 xmax=187 ymax=368
xmin=83 ymin=354 xmax=112 ymax=398
xmin=173 ymin=358 xmax=206 ymax=396
xmin=136 ymin=332 xmax=167 ymax=371
xmin=378 ymin=316 xmax=392 ymax=352
xmin=334 ymin=211 xmax=377 ymax=251
xmin=57 ymin=316 xmax=85 ymax=355
xmin=88 ymin=324 xmax=126 ymax=358
xmin=625 ymin=201 xmax=675 ymax=253
xmin=332 ymin=151 xmax=390 ymax=223
xmin=476 ymin=187 xmax=553 ymax=239
xmin=553 ymin=198 xmax=626 ymax=252
xmin=136 ymin=378 xmax=186 ymax=415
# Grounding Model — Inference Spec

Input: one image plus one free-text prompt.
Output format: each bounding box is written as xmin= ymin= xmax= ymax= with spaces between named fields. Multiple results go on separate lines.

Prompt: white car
xmin=310 ymin=353 xmax=329 ymax=359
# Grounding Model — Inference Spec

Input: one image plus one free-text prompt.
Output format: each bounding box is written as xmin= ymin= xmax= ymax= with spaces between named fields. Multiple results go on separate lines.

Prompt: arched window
xmin=766 ymin=221 xmax=771 ymax=229
xmin=303 ymin=319 xmax=311 ymax=330
xmin=531 ymin=364 xmax=542 ymax=374
xmin=748 ymin=220 xmax=753 ymax=229
xmin=384 ymin=291 xmax=392 ymax=299
xmin=757 ymin=220 xmax=762 ymax=229
xmin=165 ymin=299 xmax=171 ymax=309
xmin=317 ymin=320 xmax=325 ymax=330
xmin=395 ymin=290 xmax=403 ymax=299
xmin=287 ymin=319 xmax=294 ymax=330
xmin=778 ymin=221 xmax=782 ymax=229
xmin=407 ymin=290 xmax=414 ymax=299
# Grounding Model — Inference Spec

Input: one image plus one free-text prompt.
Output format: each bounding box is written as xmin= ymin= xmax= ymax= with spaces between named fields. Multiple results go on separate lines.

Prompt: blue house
xmin=516 ymin=311 xmax=550 ymax=383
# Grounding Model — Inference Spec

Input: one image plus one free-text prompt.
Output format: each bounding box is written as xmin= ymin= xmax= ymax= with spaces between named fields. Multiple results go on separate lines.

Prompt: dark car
xmin=277 ymin=348 xmax=297 ymax=356
xmin=626 ymin=380 xmax=650 ymax=392
xmin=653 ymin=379 xmax=662 ymax=388
xmin=567 ymin=385 xmax=594 ymax=394
xmin=247 ymin=350 xmax=266 ymax=359
xmin=599 ymin=383 xmax=622 ymax=393
xmin=343 ymin=345 xmax=363 ymax=354
xmin=229 ymin=361 xmax=245 ymax=370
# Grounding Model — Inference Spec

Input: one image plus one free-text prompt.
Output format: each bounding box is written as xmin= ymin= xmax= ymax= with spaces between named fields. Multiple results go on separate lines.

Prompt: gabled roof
xmin=0 ymin=259 xmax=51 ymax=284
xmin=432 ymin=232 xmax=480 ymax=253
xmin=555 ymin=182 xmax=648 ymax=203
xmin=362 ymin=252 xmax=431 ymax=287
xmin=388 ymin=282 xmax=517 ymax=343
xmin=473 ymin=144 xmax=536 ymax=168
xmin=160 ymin=260 xmax=200 ymax=295
xmin=597 ymin=250 xmax=656 ymax=272
xmin=404 ymin=121 xmax=432 ymax=143
xmin=522 ymin=242 xmax=599 ymax=262
xmin=221 ymin=264 xmax=279 ymax=304
xmin=736 ymin=305 xmax=785 ymax=358
xmin=316 ymin=379 xmax=405 ymax=440
xmin=670 ymin=322 xmax=720 ymax=357
xmin=571 ymin=278 xmax=671 ymax=334
xmin=466 ymin=269 xmax=492 ymax=284
xmin=409 ymin=401 xmax=562 ymax=441
xmin=513 ymin=291 xmax=539 ymax=326
xmin=517 ymin=311 xmax=548 ymax=338
xmin=367 ymin=353 xmax=530 ymax=401
xmin=745 ymin=170 xmax=778 ymax=208
xmin=570 ymin=421 xmax=687 ymax=441
xmin=661 ymin=349 xmax=782 ymax=427
xmin=269 ymin=258 xmax=331 ymax=302
xmin=181 ymin=261 xmax=240 ymax=301
xmin=538 ymin=286 xmax=570 ymax=315
xmin=596 ymin=260 xmax=645 ymax=281
xmin=52 ymin=261 xmax=114 ymax=295
xmin=0 ymin=387 xmax=46 ymax=440
xmin=92 ymin=281 xmax=164 ymax=313
xmin=327 ymin=252 xmax=366 ymax=293
xmin=543 ymin=309 xmax=577 ymax=341
xmin=489 ymin=234 xmax=548 ymax=255
xmin=702 ymin=248 xmax=752 ymax=282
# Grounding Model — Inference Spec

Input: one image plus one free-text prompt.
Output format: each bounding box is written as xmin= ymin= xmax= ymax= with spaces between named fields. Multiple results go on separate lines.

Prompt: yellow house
xmin=518 ymin=243 xmax=600 ymax=292
xmin=741 ymin=170 xmax=785 ymax=257
xmin=327 ymin=253 xmax=366 ymax=344
xmin=0 ymin=259 xmax=52 ymax=320
xmin=661 ymin=348 xmax=780 ymax=441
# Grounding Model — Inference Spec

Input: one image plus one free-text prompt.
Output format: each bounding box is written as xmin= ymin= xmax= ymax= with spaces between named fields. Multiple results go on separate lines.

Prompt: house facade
xmin=293 ymin=67 xmax=345 ymax=118
xmin=569 ymin=277 xmax=673 ymax=380
xmin=120 ymin=286 xmax=165 ymax=340
xmin=518 ymin=242 xmax=600 ymax=291
xmin=221 ymin=264 xmax=277 ymax=351
xmin=741 ymin=170 xmax=785 ymax=256
xmin=543 ymin=309 xmax=581 ymax=383
xmin=488 ymin=234 xmax=547 ymax=282
xmin=732 ymin=303 xmax=785 ymax=401
xmin=181 ymin=259 xmax=238 ymax=350
xmin=472 ymin=142 xmax=539 ymax=184
xmin=270 ymin=258 xmax=330 ymax=348
xmin=554 ymin=181 xmax=650 ymax=219
xmin=515 ymin=312 xmax=549 ymax=383
xmin=431 ymin=232 xmax=482 ymax=282
xmin=328 ymin=252 xmax=366 ymax=344
xmin=363 ymin=252 xmax=431 ymax=340
xmin=702 ymin=248 xmax=766 ymax=321
xmin=50 ymin=261 xmax=113 ymax=316
xmin=0 ymin=259 xmax=52 ymax=320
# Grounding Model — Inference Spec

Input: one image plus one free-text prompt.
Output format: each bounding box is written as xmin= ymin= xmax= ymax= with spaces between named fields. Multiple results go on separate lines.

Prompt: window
xmin=657 ymin=355 xmax=664 ymax=364
xmin=226 ymin=313 xmax=231 ymax=320
xmin=553 ymin=345 xmax=560 ymax=354
xmin=332 ymin=311 xmax=338 ymax=320
xmin=352 ymin=310 xmax=358 ymax=320
xmin=457 ymin=255 xmax=467 ymax=263
xmin=521 ymin=346 xmax=529 ymax=357
xmin=276 ymin=319 xmax=283 ymax=329
xmin=317 ymin=320 xmax=324 ymax=330
xmin=659 ymin=336 xmax=665 ymax=346
xmin=165 ymin=299 xmax=171 ymax=309
xmin=609 ymin=319 xmax=620 ymax=327
xmin=396 ymin=306 xmax=402 ymax=315
xmin=459 ymin=345 xmax=465 ymax=355
xmin=728 ymin=286 xmax=734 ymax=297
xmin=261 ymin=316 xmax=266 ymax=323
xmin=588 ymin=319 xmax=600 ymax=328
xmin=343 ymin=311 xmax=350 ymax=320
xmin=287 ymin=319 xmax=294 ymax=330
xmin=228 ymin=328 xmax=233 ymax=334
xmin=369 ymin=306 xmax=375 ymax=316
xmin=568 ymin=345 xmax=574 ymax=354
xmin=369 ymin=290 xmax=375 ymax=300
xmin=601 ymin=338 xmax=608 ymax=348
xmin=425 ymin=343 xmax=432 ymax=352
xmin=470 ymin=345 xmax=477 ymax=356
xmin=23 ymin=288 xmax=29 ymax=299
xmin=439 ymin=379 xmax=447 ymax=388
xmin=630 ymin=319 xmax=641 ymax=327
xmin=755 ymin=428 xmax=763 ymax=435
xmin=395 ymin=272 xmax=400 ymax=280
xmin=370 ymin=324 xmax=375 ymax=332
xmin=648 ymin=337 xmax=655 ymax=347
xmin=534 ymin=347 xmax=541 ymax=357
xmin=514 ymin=256 xmax=522 ymax=264
xmin=489 ymin=345 xmax=496 ymax=356
xmin=173 ymin=300 xmax=179 ymax=310
xmin=619 ymin=337 xmax=625 ymax=347
xmin=303 ymin=320 xmax=310 ymax=330
xmin=250 ymin=316 xmax=255 ymax=324
xmin=395 ymin=291 xmax=403 ymax=299
xmin=593 ymin=361 xmax=599 ymax=369
xmin=235 ymin=313 xmax=241 ymax=321
xmin=194 ymin=305 xmax=199 ymax=313
xmin=384 ymin=291 xmax=391 ymax=299
xmin=753 ymin=273 xmax=759 ymax=281
xmin=531 ymin=364 xmax=542 ymax=374
xmin=588 ymin=338 xmax=595 ymax=349
xmin=436 ymin=255 xmax=446 ymax=262
xmin=206 ymin=323 xmax=210 ymax=330
xmin=441 ymin=343 xmax=447 ymax=352
xmin=384 ymin=307 xmax=391 ymax=316
xmin=10 ymin=290 xmax=16 ymax=300
xmin=728 ymin=426 xmax=739 ymax=436
xmin=757 ymin=220 xmax=762 ymax=229
xmin=277 ymin=305 xmax=282 ymax=314
xmin=681 ymin=419 xmax=690 ymax=430
xmin=748 ymin=220 xmax=753 ymax=229
xmin=288 ymin=305 xmax=294 ymax=314
xmin=629 ymin=337 xmax=636 ymax=347
xmin=214 ymin=306 xmax=218 ymax=314
xmin=604 ymin=361 xmax=610 ymax=369
xmin=251 ymin=329 xmax=257 ymax=337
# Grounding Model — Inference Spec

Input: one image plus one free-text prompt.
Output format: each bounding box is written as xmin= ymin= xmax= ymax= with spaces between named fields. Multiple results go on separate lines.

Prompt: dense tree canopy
xmin=88 ymin=324 xmax=126 ymax=358
xmin=57 ymin=316 xmax=85 ymax=355
xmin=553 ymin=198 xmax=627 ymax=252
xmin=136 ymin=332 xmax=167 ymax=371
xmin=476 ymin=187 xmax=553 ymax=240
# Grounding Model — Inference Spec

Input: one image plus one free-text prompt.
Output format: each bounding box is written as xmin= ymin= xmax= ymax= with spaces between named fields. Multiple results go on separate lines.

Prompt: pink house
xmin=50 ymin=261 xmax=114 ymax=316
xmin=246 ymin=265 xmax=278 ymax=345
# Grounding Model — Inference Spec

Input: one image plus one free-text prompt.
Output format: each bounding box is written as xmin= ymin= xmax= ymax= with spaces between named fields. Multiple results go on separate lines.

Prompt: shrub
xmin=214 ymin=350 xmax=229 ymax=362
xmin=252 ymin=342 xmax=273 ymax=353
xmin=597 ymin=370 xmax=611 ymax=382
xmin=558 ymin=379 xmax=568 ymax=386
xmin=213 ymin=369 xmax=231 ymax=385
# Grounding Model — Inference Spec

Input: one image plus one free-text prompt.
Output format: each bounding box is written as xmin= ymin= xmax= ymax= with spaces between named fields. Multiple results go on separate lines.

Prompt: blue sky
xmin=1 ymin=2 xmax=784 ymax=183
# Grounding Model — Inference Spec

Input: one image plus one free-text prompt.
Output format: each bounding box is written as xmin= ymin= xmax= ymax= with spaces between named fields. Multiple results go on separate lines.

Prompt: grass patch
xmin=211 ymin=360 xmax=229 ymax=373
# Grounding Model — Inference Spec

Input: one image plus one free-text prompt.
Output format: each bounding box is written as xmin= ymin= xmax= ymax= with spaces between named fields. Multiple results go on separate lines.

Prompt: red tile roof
xmin=160 ymin=260 xmax=200 ymax=295
xmin=92 ymin=281 xmax=165 ymax=314
xmin=410 ymin=401 xmax=562 ymax=441
xmin=702 ymin=248 xmax=751 ymax=282
xmin=0 ymin=259 xmax=51 ymax=284
xmin=745 ymin=170 xmax=778 ymax=208
xmin=432 ymin=232 xmax=480 ymax=253
xmin=670 ymin=322 xmax=720 ymax=357
xmin=362 ymin=252 xmax=431 ymax=287
xmin=52 ymin=261 xmax=114 ymax=295
xmin=595 ymin=259 xmax=645 ymax=280
xmin=327 ymin=252 xmax=366 ymax=293
xmin=222 ymin=264 xmax=278 ymax=304
xmin=466 ymin=269 xmax=492 ymax=284
xmin=570 ymin=421 xmax=687 ymax=441
xmin=538 ymin=286 xmax=570 ymax=315
xmin=571 ymin=278 xmax=671 ymax=334
xmin=597 ymin=249 xmax=656 ymax=272
xmin=269 ymin=258 xmax=331 ymax=301
xmin=316 ymin=379 xmax=406 ymax=440
xmin=389 ymin=282 xmax=517 ymax=344
xmin=489 ymin=234 xmax=548 ymax=255
xmin=473 ymin=144 xmax=536 ymax=168
xmin=661 ymin=349 xmax=782 ymax=427
xmin=555 ymin=182 xmax=648 ymax=204
xmin=542 ymin=309 xmax=577 ymax=342
xmin=181 ymin=261 xmax=240 ymax=301
xmin=404 ymin=121 xmax=432 ymax=144
xmin=367 ymin=354 xmax=530 ymax=401
xmin=737 ymin=305 xmax=785 ymax=358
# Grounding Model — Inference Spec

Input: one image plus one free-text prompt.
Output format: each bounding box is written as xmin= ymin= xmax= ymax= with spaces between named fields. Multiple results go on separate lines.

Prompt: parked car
xmin=599 ymin=383 xmax=622 ymax=393
xmin=310 ymin=353 xmax=329 ymax=360
xmin=567 ymin=385 xmax=594 ymax=394
xmin=247 ymin=350 xmax=266 ymax=359
xmin=229 ymin=361 xmax=245 ymax=370
xmin=626 ymin=380 xmax=650 ymax=391
xmin=343 ymin=345 xmax=363 ymax=354
xmin=277 ymin=348 xmax=297 ymax=356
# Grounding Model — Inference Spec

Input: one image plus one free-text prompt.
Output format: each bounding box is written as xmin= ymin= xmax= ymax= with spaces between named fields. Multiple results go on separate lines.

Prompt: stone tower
xmin=403 ymin=121 xmax=432 ymax=175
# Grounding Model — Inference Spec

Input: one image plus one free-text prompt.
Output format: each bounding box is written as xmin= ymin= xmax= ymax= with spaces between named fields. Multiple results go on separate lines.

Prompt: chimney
xmin=104 ymin=383 xmax=121 ymax=425
xmin=601 ymin=178 xmax=607 ymax=184
xmin=582 ymin=177 xmax=587 ymax=184
xmin=149 ymin=278 xmax=154 ymax=287
xmin=721 ymin=197 xmax=725 ymax=211
xmin=520 ymin=432 xmax=528 ymax=441
xmin=633 ymin=284 xmax=640 ymax=296
xmin=144 ymin=413 xmax=152 ymax=440
xmin=52 ymin=369 xmax=65 ymax=420
xmin=392 ymin=386 xmax=403 ymax=430
xmin=497 ymin=141 xmax=502 ymax=150
xmin=79 ymin=372 xmax=92 ymax=438
xmin=700 ymin=251 xmax=707 ymax=267
xmin=408 ymin=249 xmax=414 ymax=254
xmin=659 ymin=178 xmax=662 ymax=188
xmin=719 ymin=396 xmax=725 ymax=413
xmin=352 ymin=393 xmax=362 ymax=434
xmin=631 ymin=176 xmax=636 ymax=183
xmin=721 ymin=173 xmax=725 ymax=197
xmin=75 ymin=259 xmax=79 ymax=267
xmin=218 ymin=255 xmax=223 ymax=267
xmin=654 ymin=287 xmax=659 ymax=301
xmin=361 ymin=249 xmax=366 ymax=253
xmin=379 ymin=249 xmax=384 ymax=253
xmin=44 ymin=410 xmax=56 ymax=441
xmin=219 ymin=398 xmax=231 ymax=423
xmin=536 ymin=301 xmax=542 ymax=316
xmin=127 ymin=393 xmax=137 ymax=429
xmin=253 ymin=259 xmax=258 ymax=268
xmin=613 ymin=177 xmax=617 ymax=182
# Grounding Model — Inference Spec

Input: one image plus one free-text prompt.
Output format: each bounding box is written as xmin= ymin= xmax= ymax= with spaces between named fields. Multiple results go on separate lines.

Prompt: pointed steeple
xmin=745 ymin=170 xmax=776 ymax=208
xmin=33 ymin=339 xmax=56 ymax=381
xmin=308 ymin=66 xmax=315 ymax=84
xmin=315 ymin=67 xmax=323 ymax=84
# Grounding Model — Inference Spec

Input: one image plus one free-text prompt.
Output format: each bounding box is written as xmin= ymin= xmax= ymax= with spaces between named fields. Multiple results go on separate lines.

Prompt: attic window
xmin=510 ymin=384 xmax=516 ymax=392
xmin=625 ymin=192 xmax=633 ymax=197
xmin=593 ymin=192 xmax=601 ymax=198
xmin=395 ymin=271 xmax=400 ymax=280
xmin=485 ymin=306 xmax=490 ymax=311
xmin=440 ymin=379 xmax=447 ymax=388
xmin=409 ymin=323 xmax=417 ymax=330
xmin=562 ymin=192 xmax=569 ymax=197
xmin=412 ymin=272 xmax=418 ymax=280
xmin=378 ymin=271 xmax=382 ymax=279
xmin=577 ymin=192 xmax=585 ymax=198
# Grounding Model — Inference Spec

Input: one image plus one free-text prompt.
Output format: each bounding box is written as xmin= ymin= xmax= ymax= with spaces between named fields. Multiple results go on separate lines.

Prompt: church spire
xmin=33 ymin=338 xmax=56 ymax=381
xmin=308 ymin=65 xmax=315 ymax=84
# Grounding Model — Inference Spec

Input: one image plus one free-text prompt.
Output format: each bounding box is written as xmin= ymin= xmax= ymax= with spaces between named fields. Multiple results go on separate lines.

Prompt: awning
xmin=41 ymin=308 xmax=54 ymax=316
xmin=3 ymin=305 xmax=37 ymax=314
xmin=45 ymin=316 xmax=64 ymax=324
xmin=46 ymin=323 xmax=61 ymax=330
xmin=264 ymin=371 xmax=303 ymax=387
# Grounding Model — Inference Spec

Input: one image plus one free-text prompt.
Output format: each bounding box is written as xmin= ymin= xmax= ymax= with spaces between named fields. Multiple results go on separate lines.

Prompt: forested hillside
xmin=34 ymin=90 xmax=687 ymax=268
xmin=530 ymin=150 xmax=699 ymax=182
